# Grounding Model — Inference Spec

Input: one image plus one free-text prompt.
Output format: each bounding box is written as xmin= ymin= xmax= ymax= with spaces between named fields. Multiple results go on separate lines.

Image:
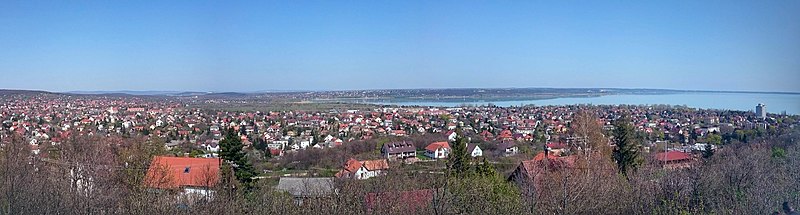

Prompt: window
xmin=184 ymin=167 xmax=190 ymax=173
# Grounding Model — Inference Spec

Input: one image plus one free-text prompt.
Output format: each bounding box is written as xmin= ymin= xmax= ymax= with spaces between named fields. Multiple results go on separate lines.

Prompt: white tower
xmin=756 ymin=103 xmax=766 ymax=120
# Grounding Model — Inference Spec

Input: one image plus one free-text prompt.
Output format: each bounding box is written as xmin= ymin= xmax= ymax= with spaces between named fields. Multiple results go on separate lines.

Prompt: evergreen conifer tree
xmin=219 ymin=128 xmax=256 ymax=186
xmin=612 ymin=116 xmax=642 ymax=178
xmin=448 ymin=130 xmax=470 ymax=176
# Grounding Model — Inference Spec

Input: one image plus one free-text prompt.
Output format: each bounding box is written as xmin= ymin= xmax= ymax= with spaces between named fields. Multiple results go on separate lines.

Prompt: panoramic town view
xmin=1 ymin=1 xmax=799 ymax=215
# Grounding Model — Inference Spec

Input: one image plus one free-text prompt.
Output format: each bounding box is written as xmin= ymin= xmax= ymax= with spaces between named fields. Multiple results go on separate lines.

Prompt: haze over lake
xmin=352 ymin=92 xmax=800 ymax=115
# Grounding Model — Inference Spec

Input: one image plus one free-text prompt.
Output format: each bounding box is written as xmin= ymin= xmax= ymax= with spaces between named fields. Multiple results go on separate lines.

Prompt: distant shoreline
xmin=323 ymin=91 xmax=799 ymax=103
xmin=45 ymin=87 xmax=800 ymax=96
xmin=326 ymin=91 xmax=800 ymax=115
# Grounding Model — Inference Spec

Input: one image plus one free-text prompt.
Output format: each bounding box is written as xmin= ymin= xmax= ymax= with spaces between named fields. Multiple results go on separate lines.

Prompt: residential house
xmin=508 ymin=152 xmax=577 ymax=197
xmin=545 ymin=142 xmax=568 ymax=156
xmin=297 ymin=136 xmax=313 ymax=149
xmin=165 ymin=140 xmax=183 ymax=150
xmin=204 ymin=141 xmax=219 ymax=152
xmin=424 ymin=142 xmax=450 ymax=159
xmin=275 ymin=177 xmax=335 ymax=205
xmin=382 ymin=141 xmax=417 ymax=160
xmin=497 ymin=130 xmax=513 ymax=140
xmin=498 ymin=141 xmax=519 ymax=156
xmin=446 ymin=130 xmax=457 ymax=141
xmin=144 ymin=156 xmax=220 ymax=199
xmin=690 ymin=143 xmax=717 ymax=152
xmin=268 ymin=140 xmax=288 ymax=150
xmin=269 ymin=148 xmax=284 ymax=157
xmin=335 ymin=158 xmax=390 ymax=180
xmin=479 ymin=130 xmax=494 ymax=141
xmin=655 ymin=151 xmax=694 ymax=169
xmin=467 ymin=143 xmax=482 ymax=157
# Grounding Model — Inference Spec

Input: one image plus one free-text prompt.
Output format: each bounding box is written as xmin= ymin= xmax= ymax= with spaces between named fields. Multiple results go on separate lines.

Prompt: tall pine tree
xmin=448 ymin=130 xmax=470 ymax=176
xmin=219 ymin=128 xmax=256 ymax=186
xmin=477 ymin=157 xmax=496 ymax=176
xmin=612 ymin=116 xmax=642 ymax=178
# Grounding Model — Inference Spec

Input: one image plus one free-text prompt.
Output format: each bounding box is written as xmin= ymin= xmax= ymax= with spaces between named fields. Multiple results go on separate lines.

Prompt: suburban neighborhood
xmin=1 ymin=90 xmax=798 ymax=213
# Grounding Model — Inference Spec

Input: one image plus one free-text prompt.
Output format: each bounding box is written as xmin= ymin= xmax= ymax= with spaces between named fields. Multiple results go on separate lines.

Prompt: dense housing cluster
xmin=1 ymin=91 xmax=798 ymax=214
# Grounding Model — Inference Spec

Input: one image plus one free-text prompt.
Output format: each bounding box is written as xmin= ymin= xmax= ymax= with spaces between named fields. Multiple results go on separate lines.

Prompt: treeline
xmin=1 ymin=128 xmax=799 ymax=214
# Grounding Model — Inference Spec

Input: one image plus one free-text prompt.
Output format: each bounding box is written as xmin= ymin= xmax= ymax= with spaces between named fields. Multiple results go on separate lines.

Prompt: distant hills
xmin=0 ymin=89 xmax=58 ymax=95
xmin=66 ymin=90 xmax=201 ymax=96
xmin=63 ymin=90 xmax=295 ymax=96
xmin=0 ymin=88 xmax=796 ymax=98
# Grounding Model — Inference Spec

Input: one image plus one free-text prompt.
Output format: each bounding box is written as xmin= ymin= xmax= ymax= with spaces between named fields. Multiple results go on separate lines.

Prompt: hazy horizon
xmin=2 ymin=86 xmax=799 ymax=95
xmin=2 ymin=1 xmax=799 ymax=92
xmin=59 ymin=87 xmax=800 ymax=94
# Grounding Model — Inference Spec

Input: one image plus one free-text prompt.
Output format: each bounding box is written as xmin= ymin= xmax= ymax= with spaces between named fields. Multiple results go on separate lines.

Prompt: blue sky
xmin=1 ymin=1 xmax=798 ymax=92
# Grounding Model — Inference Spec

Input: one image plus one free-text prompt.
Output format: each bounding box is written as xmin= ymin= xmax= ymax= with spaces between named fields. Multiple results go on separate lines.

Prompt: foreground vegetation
xmin=1 ymin=125 xmax=798 ymax=214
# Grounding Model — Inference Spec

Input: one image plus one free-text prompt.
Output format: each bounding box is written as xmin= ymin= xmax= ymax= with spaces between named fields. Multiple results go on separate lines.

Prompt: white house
xmin=447 ymin=131 xmax=458 ymax=142
xmin=268 ymin=140 xmax=288 ymax=149
xmin=335 ymin=158 xmax=390 ymax=180
xmin=205 ymin=143 xmax=219 ymax=152
xmin=425 ymin=142 xmax=451 ymax=159
xmin=324 ymin=135 xmax=335 ymax=143
xmin=299 ymin=138 xmax=312 ymax=149
xmin=467 ymin=144 xmax=483 ymax=157
xmin=500 ymin=141 xmax=518 ymax=156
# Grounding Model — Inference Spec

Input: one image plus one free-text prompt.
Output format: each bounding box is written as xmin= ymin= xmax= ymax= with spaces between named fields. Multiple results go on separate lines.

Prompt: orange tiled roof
xmin=144 ymin=156 xmax=220 ymax=189
xmin=343 ymin=158 xmax=362 ymax=172
xmin=362 ymin=159 xmax=389 ymax=171
xmin=425 ymin=142 xmax=450 ymax=152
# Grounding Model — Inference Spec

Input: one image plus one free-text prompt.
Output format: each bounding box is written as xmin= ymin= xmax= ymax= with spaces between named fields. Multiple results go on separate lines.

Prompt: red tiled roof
xmin=425 ymin=142 xmax=450 ymax=152
xmin=144 ymin=156 xmax=220 ymax=189
xmin=546 ymin=142 xmax=567 ymax=149
xmin=531 ymin=151 xmax=565 ymax=162
xmin=655 ymin=151 xmax=692 ymax=162
xmin=517 ymin=152 xmax=577 ymax=179
xmin=336 ymin=158 xmax=362 ymax=178
xmin=336 ymin=158 xmax=390 ymax=178
xmin=362 ymin=159 xmax=389 ymax=171
xmin=344 ymin=158 xmax=361 ymax=172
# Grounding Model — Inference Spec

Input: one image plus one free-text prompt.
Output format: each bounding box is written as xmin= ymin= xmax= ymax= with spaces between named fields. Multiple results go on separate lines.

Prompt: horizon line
xmin=0 ymin=87 xmax=796 ymax=95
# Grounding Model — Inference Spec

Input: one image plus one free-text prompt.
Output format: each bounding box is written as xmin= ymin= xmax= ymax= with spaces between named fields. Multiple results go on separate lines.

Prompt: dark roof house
xmin=275 ymin=177 xmax=336 ymax=204
xmin=382 ymin=141 xmax=416 ymax=160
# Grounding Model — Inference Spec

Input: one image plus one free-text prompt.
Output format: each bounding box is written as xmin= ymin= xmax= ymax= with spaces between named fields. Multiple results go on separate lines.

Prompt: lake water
xmin=348 ymin=93 xmax=800 ymax=115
